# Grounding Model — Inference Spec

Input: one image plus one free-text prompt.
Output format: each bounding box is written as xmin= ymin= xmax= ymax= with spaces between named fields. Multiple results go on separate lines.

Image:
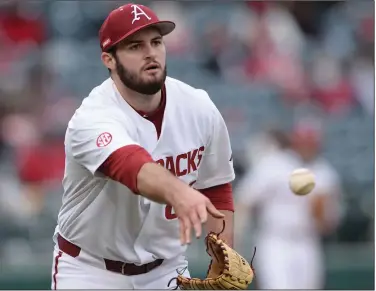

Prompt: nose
xmin=144 ymin=43 xmax=157 ymax=60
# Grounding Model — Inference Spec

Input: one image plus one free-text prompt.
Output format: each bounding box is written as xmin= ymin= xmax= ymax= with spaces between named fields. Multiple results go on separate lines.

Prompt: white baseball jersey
xmin=236 ymin=149 xmax=342 ymax=239
xmin=54 ymin=77 xmax=235 ymax=265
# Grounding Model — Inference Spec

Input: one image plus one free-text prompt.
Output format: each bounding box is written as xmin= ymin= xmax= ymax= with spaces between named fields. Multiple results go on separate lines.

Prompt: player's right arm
xmin=309 ymin=164 xmax=343 ymax=236
xmin=68 ymin=113 xmax=223 ymax=245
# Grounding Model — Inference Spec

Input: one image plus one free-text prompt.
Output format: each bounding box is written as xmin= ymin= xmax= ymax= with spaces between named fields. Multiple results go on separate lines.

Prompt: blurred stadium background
xmin=0 ymin=0 xmax=373 ymax=289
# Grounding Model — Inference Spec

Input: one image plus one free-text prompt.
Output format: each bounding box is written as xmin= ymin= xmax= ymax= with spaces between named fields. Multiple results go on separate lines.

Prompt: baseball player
xmin=235 ymin=127 xmax=343 ymax=289
xmin=51 ymin=3 xmax=235 ymax=290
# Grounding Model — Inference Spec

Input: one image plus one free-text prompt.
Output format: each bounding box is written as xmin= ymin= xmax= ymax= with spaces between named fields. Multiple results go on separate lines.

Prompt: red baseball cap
xmin=99 ymin=3 xmax=176 ymax=52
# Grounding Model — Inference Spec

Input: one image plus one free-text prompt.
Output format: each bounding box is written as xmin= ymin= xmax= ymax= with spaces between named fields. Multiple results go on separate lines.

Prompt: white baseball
xmin=289 ymin=168 xmax=315 ymax=196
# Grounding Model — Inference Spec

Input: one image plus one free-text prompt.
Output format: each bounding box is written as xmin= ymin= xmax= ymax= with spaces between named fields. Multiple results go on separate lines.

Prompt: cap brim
xmin=150 ymin=21 xmax=176 ymax=36
xmin=106 ymin=21 xmax=176 ymax=51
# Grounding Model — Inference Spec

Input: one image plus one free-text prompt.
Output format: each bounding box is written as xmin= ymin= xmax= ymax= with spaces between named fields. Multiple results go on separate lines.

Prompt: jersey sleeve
xmin=67 ymin=114 xmax=139 ymax=175
xmin=194 ymin=101 xmax=235 ymax=190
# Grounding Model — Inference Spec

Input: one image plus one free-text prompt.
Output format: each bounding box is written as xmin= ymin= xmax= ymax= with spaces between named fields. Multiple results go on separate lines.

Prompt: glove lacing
xmin=168 ymin=266 xmax=188 ymax=290
xmin=205 ymin=220 xmax=226 ymax=278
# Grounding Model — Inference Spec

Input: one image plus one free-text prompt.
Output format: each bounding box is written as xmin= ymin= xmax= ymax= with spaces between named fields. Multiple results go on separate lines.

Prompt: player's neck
xmin=113 ymin=78 xmax=162 ymax=114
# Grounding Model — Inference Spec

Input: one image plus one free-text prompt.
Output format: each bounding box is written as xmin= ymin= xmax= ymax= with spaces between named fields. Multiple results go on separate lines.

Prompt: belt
xmin=57 ymin=233 xmax=164 ymax=275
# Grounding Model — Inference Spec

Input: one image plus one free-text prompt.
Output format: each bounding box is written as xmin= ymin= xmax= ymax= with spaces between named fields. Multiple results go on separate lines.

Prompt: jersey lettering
xmin=165 ymin=205 xmax=176 ymax=220
xmin=176 ymin=153 xmax=188 ymax=176
xmin=197 ymin=146 xmax=204 ymax=167
xmin=165 ymin=156 xmax=176 ymax=176
xmin=187 ymin=149 xmax=197 ymax=172
xmin=156 ymin=146 xmax=205 ymax=177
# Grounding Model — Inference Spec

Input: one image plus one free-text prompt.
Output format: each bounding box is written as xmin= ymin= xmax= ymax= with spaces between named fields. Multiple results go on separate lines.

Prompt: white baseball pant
xmin=254 ymin=233 xmax=324 ymax=289
xmin=51 ymin=246 xmax=190 ymax=289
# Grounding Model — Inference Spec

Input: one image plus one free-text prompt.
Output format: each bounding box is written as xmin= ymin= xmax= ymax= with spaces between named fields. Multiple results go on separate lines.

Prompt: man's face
xmin=107 ymin=27 xmax=167 ymax=95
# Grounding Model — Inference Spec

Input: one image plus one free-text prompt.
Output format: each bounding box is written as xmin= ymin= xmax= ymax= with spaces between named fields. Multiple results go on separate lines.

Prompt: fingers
xmin=184 ymin=217 xmax=191 ymax=245
xmin=179 ymin=217 xmax=190 ymax=245
xmin=190 ymin=210 xmax=202 ymax=239
xmin=179 ymin=207 xmax=205 ymax=245
xmin=178 ymin=193 xmax=223 ymax=245
xmin=206 ymin=200 xmax=225 ymax=219
xmin=197 ymin=203 xmax=208 ymax=224
xmin=179 ymin=218 xmax=184 ymax=245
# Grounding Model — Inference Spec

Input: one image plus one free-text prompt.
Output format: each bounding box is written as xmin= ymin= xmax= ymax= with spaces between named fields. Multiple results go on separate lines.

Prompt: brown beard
xmin=115 ymin=55 xmax=167 ymax=95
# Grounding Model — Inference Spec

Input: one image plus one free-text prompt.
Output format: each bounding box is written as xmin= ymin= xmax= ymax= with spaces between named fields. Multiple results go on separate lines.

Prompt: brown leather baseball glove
xmin=174 ymin=223 xmax=255 ymax=290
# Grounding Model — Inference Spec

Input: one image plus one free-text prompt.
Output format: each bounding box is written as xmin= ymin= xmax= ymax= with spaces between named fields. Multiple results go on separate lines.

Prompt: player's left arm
xmin=193 ymin=97 xmax=235 ymax=247
xmin=200 ymin=185 xmax=234 ymax=247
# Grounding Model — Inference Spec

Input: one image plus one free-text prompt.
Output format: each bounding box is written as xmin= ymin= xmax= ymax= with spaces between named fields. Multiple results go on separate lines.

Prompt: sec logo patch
xmin=96 ymin=132 xmax=112 ymax=147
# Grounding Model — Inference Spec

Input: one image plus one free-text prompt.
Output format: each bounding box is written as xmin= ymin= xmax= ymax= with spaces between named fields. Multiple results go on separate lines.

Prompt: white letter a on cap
xmin=131 ymin=5 xmax=151 ymax=24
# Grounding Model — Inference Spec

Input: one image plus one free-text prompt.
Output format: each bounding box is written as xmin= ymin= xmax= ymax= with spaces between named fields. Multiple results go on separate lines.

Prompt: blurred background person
xmin=290 ymin=120 xmax=344 ymax=238
xmin=0 ymin=1 xmax=373 ymax=289
xmin=234 ymin=126 xmax=343 ymax=289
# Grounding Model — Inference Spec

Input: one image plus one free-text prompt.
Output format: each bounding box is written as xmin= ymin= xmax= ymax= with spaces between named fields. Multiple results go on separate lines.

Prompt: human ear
xmin=101 ymin=52 xmax=116 ymax=71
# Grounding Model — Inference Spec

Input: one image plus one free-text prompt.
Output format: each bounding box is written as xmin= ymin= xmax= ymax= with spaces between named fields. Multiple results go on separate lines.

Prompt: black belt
xmin=57 ymin=233 xmax=163 ymax=275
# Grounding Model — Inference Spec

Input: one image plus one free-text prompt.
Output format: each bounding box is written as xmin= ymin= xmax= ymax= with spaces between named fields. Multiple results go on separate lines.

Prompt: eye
xmin=129 ymin=44 xmax=140 ymax=50
xmin=152 ymin=39 xmax=162 ymax=46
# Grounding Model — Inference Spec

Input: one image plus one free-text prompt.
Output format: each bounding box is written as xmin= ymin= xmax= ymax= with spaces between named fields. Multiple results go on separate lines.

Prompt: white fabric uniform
xmin=236 ymin=149 xmax=342 ymax=289
xmin=51 ymin=77 xmax=235 ymax=289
